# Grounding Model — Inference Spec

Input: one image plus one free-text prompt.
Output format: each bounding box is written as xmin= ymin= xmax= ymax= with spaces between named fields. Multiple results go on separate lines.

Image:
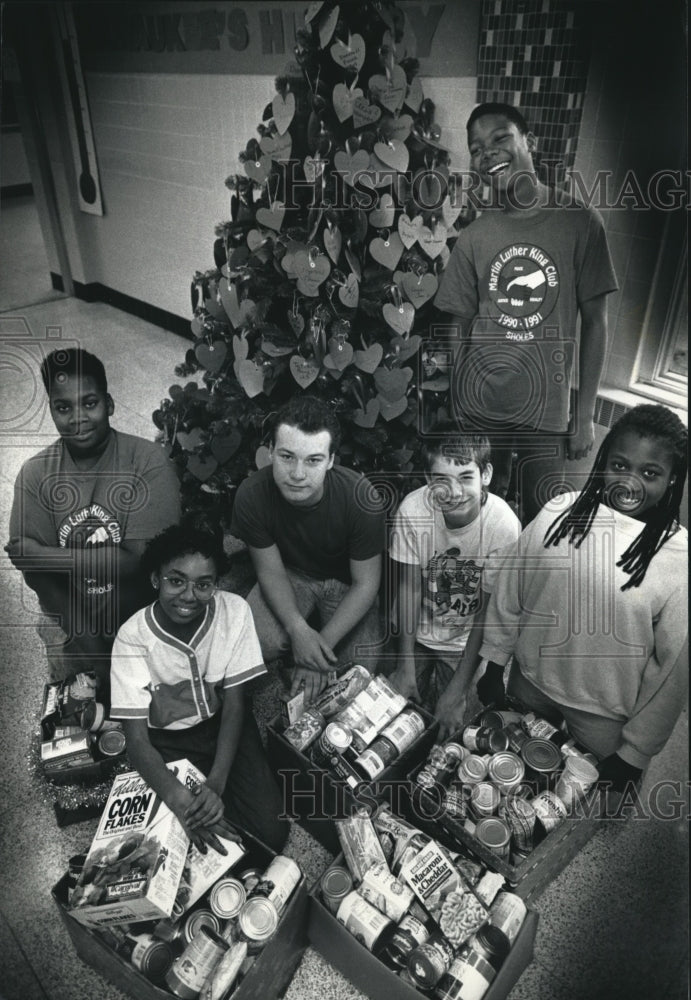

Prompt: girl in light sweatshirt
xmin=477 ymin=404 xmax=688 ymax=792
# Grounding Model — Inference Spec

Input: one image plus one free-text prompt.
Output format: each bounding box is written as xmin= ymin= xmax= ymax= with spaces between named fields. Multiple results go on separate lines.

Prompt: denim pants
xmin=246 ymin=567 xmax=383 ymax=672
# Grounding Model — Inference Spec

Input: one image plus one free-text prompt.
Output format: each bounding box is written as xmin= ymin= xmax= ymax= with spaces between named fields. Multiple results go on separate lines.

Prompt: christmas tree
xmin=155 ymin=0 xmax=463 ymax=520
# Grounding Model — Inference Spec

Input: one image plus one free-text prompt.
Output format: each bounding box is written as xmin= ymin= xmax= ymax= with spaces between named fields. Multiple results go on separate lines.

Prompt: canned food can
xmin=487 ymin=751 xmax=525 ymax=793
xmin=463 ymin=725 xmax=509 ymax=754
xmin=238 ymin=897 xmax=279 ymax=950
xmin=166 ymin=926 xmax=229 ymax=999
xmin=415 ymin=767 xmax=439 ymax=791
xmin=457 ymin=754 xmax=488 ymax=784
xmin=311 ymin=722 xmax=353 ymax=767
xmin=488 ymin=891 xmax=527 ymax=944
xmin=253 ymin=856 xmax=301 ymax=914
xmin=479 ymin=709 xmax=524 ymax=729
xmin=283 ymin=707 xmax=326 ymax=751
xmin=554 ymin=754 xmax=599 ymax=809
xmin=443 ymin=786 xmax=469 ymax=820
xmin=521 ymin=738 xmax=563 ymax=790
xmin=359 ymin=861 xmax=414 ymax=922
xmin=182 ymin=908 xmax=220 ymax=944
xmin=442 ymin=741 xmax=468 ymax=764
xmin=98 ymin=728 xmax=126 ymax=757
xmin=532 ymin=790 xmax=568 ymax=831
xmin=521 ymin=711 xmax=560 ymax=741
xmin=152 ymin=918 xmax=183 ymax=944
xmin=407 ymin=930 xmax=454 ymax=989
xmin=499 ymin=793 xmax=537 ymax=853
xmin=436 ymin=948 xmax=497 ymax=1000
xmin=381 ymin=913 xmax=430 ymax=970
xmin=127 ymin=933 xmax=174 ymax=983
xmin=80 ymin=700 xmax=106 ymax=733
xmin=209 ymin=878 xmax=247 ymax=920
xmin=469 ymin=781 xmax=500 ymax=818
xmin=354 ymin=736 xmax=398 ymax=779
xmin=320 ymin=865 xmax=354 ymax=915
xmin=504 ymin=722 xmax=529 ymax=754
xmin=474 ymin=817 xmax=511 ymax=857
xmin=380 ymin=708 xmax=426 ymax=754
xmin=336 ymin=891 xmax=394 ymax=954
xmin=238 ymin=868 xmax=263 ymax=894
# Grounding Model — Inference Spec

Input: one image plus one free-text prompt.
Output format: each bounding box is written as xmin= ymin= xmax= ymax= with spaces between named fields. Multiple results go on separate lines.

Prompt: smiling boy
xmin=389 ymin=424 xmax=520 ymax=737
xmin=435 ymin=102 xmax=618 ymax=522
xmin=230 ymin=396 xmax=385 ymax=700
xmin=6 ymin=348 xmax=180 ymax=687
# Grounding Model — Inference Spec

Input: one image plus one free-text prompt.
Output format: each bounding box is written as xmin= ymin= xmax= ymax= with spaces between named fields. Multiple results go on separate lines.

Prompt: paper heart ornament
xmin=373 ymin=140 xmax=409 ymax=174
xmin=333 ymin=84 xmax=363 ymax=123
xmin=210 ymin=429 xmax=241 ymax=464
xmin=353 ymin=343 xmax=383 ymax=373
xmin=238 ymin=299 xmax=257 ymax=325
xmin=398 ymin=213 xmax=422 ymax=249
xmin=237 ymin=360 xmax=265 ymax=398
xmin=247 ymin=229 xmax=264 ymax=252
xmin=404 ymin=77 xmax=424 ymax=112
xmin=338 ymin=273 xmax=359 ymax=308
xmin=260 ymin=132 xmax=292 ymax=161
xmin=228 ymin=245 xmax=250 ymax=270
xmin=261 ymin=336 xmax=295 ymax=357
xmin=256 ymin=203 xmax=286 ymax=232
xmin=272 ymin=92 xmax=295 ymax=135
xmin=369 ymin=232 xmax=404 ymax=270
xmin=330 ymin=34 xmax=365 ymax=72
xmin=281 ymin=242 xmax=309 ymax=278
xmin=195 ymin=341 xmax=228 ymax=372
xmin=389 ymin=334 xmax=422 ymax=363
xmin=287 ymin=312 xmax=305 ymax=336
xmin=323 ymin=225 xmax=342 ymax=264
xmin=304 ymin=1 xmax=324 ymax=24
xmin=290 ymin=355 xmax=320 ymax=389
xmin=373 ymin=366 xmax=413 ymax=400
xmin=232 ymin=336 xmax=249 ymax=364
xmin=378 ymin=395 xmax=408 ymax=421
xmin=369 ymin=193 xmax=395 ymax=229
xmin=318 ymin=4 xmax=339 ymax=47
xmin=353 ymin=399 xmax=380 ymax=427
xmin=203 ymin=281 xmax=226 ymax=322
xmin=418 ymin=221 xmax=448 ymax=260
xmin=380 ymin=113 xmax=413 ymax=144
xmin=303 ymin=156 xmax=326 ymax=183
xmin=402 ymin=272 xmax=439 ymax=308
xmin=383 ymin=302 xmax=415 ymax=336
xmin=176 ymin=427 xmax=205 ymax=451
xmin=244 ymin=154 xmax=272 ymax=183
xmin=255 ymin=445 xmax=272 ymax=469
xmin=369 ymin=66 xmax=407 ymax=113
xmin=219 ymin=281 xmax=242 ymax=326
xmin=323 ymin=337 xmax=354 ymax=371
xmin=294 ymin=250 xmax=331 ymax=297
xmin=345 ymin=244 xmax=362 ymax=281
xmin=442 ymin=194 xmax=462 ymax=228
xmin=334 ymin=149 xmax=371 ymax=186
xmin=352 ymin=97 xmax=382 ymax=129
xmin=187 ymin=454 xmax=218 ymax=481
xmin=191 ymin=315 xmax=204 ymax=337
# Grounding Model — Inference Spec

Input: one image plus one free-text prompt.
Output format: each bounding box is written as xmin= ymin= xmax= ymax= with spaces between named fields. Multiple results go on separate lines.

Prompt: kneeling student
xmin=110 ymin=520 xmax=288 ymax=853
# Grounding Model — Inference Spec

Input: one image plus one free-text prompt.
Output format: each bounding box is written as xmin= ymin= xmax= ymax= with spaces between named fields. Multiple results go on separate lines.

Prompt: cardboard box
xmin=69 ymin=759 xmax=242 ymax=927
xmin=307 ymin=851 xmax=538 ymax=1000
xmin=53 ymin=834 xmax=309 ymax=1000
xmin=267 ymin=705 xmax=439 ymax=852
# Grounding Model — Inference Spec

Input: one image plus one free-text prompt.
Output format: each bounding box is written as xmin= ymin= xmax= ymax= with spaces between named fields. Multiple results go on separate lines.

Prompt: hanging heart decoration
xmin=380 ymin=113 xmax=414 ymax=143
xmin=176 ymin=427 xmax=205 ymax=451
xmin=317 ymin=4 xmax=339 ymax=47
xmin=404 ymin=77 xmax=424 ymax=112
xmin=418 ymin=221 xmax=448 ymax=260
xmin=323 ymin=225 xmax=342 ymax=264
xmin=232 ymin=335 xmax=249 ymax=363
xmin=272 ymin=92 xmax=295 ymax=135
xmin=191 ymin=315 xmax=204 ymax=337
xmin=290 ymin=355 xmax=320 ymax=389
xmin=401 ymin=271 xmax=438 ymax=307
xmin=204 ymin=280 xmax=226 ymax=321
xmin=383 ymin=302 xmax=415 ymax=336
xmin=287 ymin=311 xmax=305 ymax=336
xmin=187 ymin=454 xmax=218 ymax=481
xmin=353 ymin=343 xmax=384 ymax=372
xmin=323 ymin=336 xmax=354 ymax=370
xmin=247 ymin=229 xmax=265 ymax=252
xmin=352 ymin=398 xmax=380 ymax=427
xmin=238 ymin=299 xmax=258 ymax=326
xmin=334 ymin=149 xmax=371 ymax=187
xmin=388 ymin=334 xmax=422 ymax=363
xmin=378 ymin=395 xmax=409 ymax=421
xmin=353 ymin=97 xmax=382 ymax=128
xmin=373 ymin=140 xmax=409 ymax=173
xmin=345 ymin=243 xmax=362 ymax=281
xmin=260 ymin=132 xmax=292 ymax=161
xmin=369 ymin=193 xmax=395 ymax=229
xmin=237 ymin=360 xmax=265 ymax=398
xmin=369 ymin=66 xmax=407 ymax=113
xmin=398 ymin=213 xmax=422 ymax=249
xmin=256 ymin=203 xmax=286 ymax=232
xmin=369 ymin=232 xmax=404 ymax=270
xmin=255 ymin=445 xmax=272 ymax=469
xmin=333 ymin=84 xmax=363 ymax=123
xmin=261 ymin=337 xmax=295 ymax=357
xmin=374 ymin=366 xmax=413 ymax=400
xmin=219 ymin=281 xmax=242 ymax=326
xmin=294 ymin=249 xmax=331 ymax=296
xmin=195 ymin=341 xmax=228 ymax=372
xmin=338 ymin=272 xmax=360 ymax=308
xmin=244 ymin=154 xmax=272 ymax=184
xmin=330 ymin=33 xmax=365 ymax=72
xmin=210 ymin=429 xmax=241 ymax=464
xmin=281 ymin=241 xmax=309 ymax=278
xmin=304 ymin=1 xmax=323 ymax=24
xmin=303 ymin=156 xmax=326 ymax=183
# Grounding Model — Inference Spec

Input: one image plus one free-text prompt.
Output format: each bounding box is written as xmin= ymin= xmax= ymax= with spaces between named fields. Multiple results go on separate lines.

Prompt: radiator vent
xmin=594 ymin=396 xmax=629 ymax=429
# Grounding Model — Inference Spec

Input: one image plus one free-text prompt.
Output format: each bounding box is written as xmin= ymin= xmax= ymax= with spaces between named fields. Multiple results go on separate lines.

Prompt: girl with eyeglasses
xmin=109 ymin=519 xmax=288 ymax=854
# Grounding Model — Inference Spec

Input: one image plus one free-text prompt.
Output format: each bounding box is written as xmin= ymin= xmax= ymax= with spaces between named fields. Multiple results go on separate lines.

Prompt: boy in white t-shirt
xmin=389 ymin=424 xmax=520 ymax=737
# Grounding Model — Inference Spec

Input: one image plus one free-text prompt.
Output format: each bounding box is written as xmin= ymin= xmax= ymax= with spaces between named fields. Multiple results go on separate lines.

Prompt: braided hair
xmin=544 ymin=405 xmax=687 ymax=589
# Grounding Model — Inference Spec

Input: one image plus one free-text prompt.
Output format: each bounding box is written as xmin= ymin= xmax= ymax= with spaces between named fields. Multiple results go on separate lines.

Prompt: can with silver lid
xmin=469 ymin=781 xmax=500 ymax=818
xmin=121 ymin=932 xmax=174 ymax=984
xmin=310 ymin=722 xmax=353 ymax=768
xmin=98 ymin=728 xmax=126 ymax=758
xmin=251 ymin=855 xmax=301 ymax=915
xmin=457 ymin=754 xmax=488 ymax=785
xmin=532 ymin=790 xmax=568 ymax=831
xmin=209 ymin=878 xmax=246 ymax=920
xmin=463 ymin=725 xmax=510 ymax=754
xmin=488 ymin=891 xmax=527 ymax=944
xmin=478 ymin=709 xmax=524 ymax=729
xmin=182 ymin=908 xmax=220 ymax=944
xmin=407 ymin=930 xmax=455 ymax=989
xmin=166 ymin=926 xmax=228 ymax=998
xmin=380 ymin=708 xmax=426 ymax=754
xmin=336 ymin=891 xmax=395 ymax=955
xmin=521 ymin=738 xmax=563 ymax=791
xmin=504 ymin=722 xmax=529 ymax=754
xmin=354 ymin=736 xmax=399 ymax=779
xmin=474 ymin=817 xmax=511 ymax=857
xmin=320 ymin=865 xmax=353 ymax=915
xmin=487 ymin=751 xmax=525 ymax=793
xmin=442 ymin=742 xmax=469 ymax=764
xmin=238 ymin=897 xmax=279 ymax=952
xmin=499 ymin=792 xmax=537 ymax=853
xmin=80 ymin=700 xmax=106 ymax=733
xmin=381 ymin=912 xmax=430 ymax=970
xmin=443 ymin=785 xmax=469 ymax=821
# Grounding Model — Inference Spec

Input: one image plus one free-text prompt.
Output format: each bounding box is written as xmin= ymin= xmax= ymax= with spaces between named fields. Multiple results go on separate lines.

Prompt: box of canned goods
xmin=53 ymin=829 xmax=310 ymax=1000
xmin=403 ymin=700 xmax=603 ymax=900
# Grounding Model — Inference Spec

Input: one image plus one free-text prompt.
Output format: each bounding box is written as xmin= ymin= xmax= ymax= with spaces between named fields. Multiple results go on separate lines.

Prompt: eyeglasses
xmin=160 ymin=576 xmax=216 ymax=599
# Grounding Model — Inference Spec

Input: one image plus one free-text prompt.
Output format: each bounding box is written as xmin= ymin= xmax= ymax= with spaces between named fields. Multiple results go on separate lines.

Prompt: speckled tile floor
xmin=0 ymin=197 xmax=688 ymax=1000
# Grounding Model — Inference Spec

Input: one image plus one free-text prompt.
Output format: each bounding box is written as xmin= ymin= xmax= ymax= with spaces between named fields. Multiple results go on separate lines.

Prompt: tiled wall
xmin=476 ymin=0 xmax=591 ymax=174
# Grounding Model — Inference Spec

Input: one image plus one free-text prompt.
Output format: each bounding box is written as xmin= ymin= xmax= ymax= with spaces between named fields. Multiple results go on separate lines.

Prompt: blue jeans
xmin=246 ymin=567 xmax=383 ymax=672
